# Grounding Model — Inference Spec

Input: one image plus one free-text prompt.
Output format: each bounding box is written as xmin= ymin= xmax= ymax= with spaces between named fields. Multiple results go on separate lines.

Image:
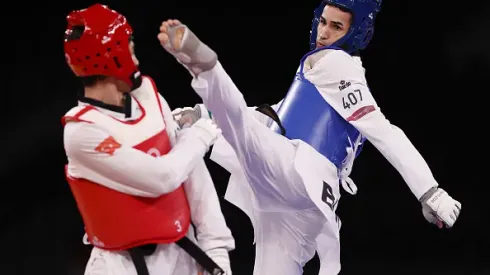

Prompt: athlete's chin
xmin=316 ymin=42 xmax=328 ymax=49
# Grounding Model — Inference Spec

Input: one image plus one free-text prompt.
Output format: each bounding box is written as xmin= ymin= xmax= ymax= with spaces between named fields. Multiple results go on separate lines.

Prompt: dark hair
xmin=81 ymin=75 xmax=108 ymax=87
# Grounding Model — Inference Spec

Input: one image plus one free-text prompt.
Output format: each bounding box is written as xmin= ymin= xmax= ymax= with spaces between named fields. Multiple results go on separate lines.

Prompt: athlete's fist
xmin=189 ymin=118 xmax=221 ymax=151
xmin=173 ymin=104 xmax=211 ymax=129
xmin=421 ymin=188 xmax=461 ymax=228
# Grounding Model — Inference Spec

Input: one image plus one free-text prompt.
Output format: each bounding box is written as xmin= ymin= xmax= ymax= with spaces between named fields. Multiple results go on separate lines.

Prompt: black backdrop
xmin=1 ymin=1 xmax=489 ymax=274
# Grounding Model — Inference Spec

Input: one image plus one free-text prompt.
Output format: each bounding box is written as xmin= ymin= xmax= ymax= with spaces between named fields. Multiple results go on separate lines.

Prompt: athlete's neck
xmin=84 ymin=82 xmax=125 ymax=107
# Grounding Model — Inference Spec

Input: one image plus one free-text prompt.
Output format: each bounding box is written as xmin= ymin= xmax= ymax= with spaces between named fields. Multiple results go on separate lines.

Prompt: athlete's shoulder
xmin=64 ymin=105 xmax=88 ymax=117
xmin=305 ymin=49 xmax=365 ymax=88
xmin=130 ymin=75 xmax=161 ymax=102
xmin=141 ymin=75 xmax=159 ymax=92
xmin=316 ymin=49 xmax=364 ymax=77
xmin=141 ymin=75 xmax=155 ymax=87
xmin=62 ymin=105 xmax=96 ymax=125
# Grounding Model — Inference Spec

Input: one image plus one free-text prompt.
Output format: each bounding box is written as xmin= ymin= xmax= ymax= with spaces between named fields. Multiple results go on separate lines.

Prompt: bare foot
xmin=157 ymin=19 xmax=185 ymax=52
xmin=156 ymin=19 xmax=217 ymax=75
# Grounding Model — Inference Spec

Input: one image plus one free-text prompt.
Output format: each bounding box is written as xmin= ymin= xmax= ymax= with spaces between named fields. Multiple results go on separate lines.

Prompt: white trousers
xmin=83 ymin=242 xmax=200 ymax=275
xmin=192 ymin=62 xmax=342 ymax=275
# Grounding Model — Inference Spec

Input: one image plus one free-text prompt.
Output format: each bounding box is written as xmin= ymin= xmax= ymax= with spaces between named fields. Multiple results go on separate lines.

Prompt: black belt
xmin=255 ymin=104 xmax=286 ymax=135
xmin=128 ymin=236 xmax=225 ymax=275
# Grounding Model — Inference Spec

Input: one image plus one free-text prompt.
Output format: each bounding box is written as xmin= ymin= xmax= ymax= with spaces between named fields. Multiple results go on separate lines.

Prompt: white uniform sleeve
xmin=64 ymin=121 xmax=208 ymax=198
xmin=305 ymin=50 xmax=438 ymax=200
xmin=160 ymin=94 xmax=235 ymax=251
xmin=184 ymin=159 xmax=235 ymax=252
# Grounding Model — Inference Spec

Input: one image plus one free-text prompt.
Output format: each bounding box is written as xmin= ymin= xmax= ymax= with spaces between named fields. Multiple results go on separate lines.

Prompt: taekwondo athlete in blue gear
xmin=160 ymin=1 xmax=462 ymax=274
xmin=269 ymin=0 xmax=383 ymax=193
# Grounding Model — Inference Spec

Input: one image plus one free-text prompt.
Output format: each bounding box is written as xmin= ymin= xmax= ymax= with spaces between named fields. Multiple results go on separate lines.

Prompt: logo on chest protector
xmin=147 ymin=148 xmax=161 ymax=157
xmin=339 ymin=80 xmax=351 ymax=91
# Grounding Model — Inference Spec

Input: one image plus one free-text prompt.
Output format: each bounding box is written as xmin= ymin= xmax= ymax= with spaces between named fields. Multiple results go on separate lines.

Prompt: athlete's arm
xmin=184 ymin=159 xmax=235 ymax=252
xmin=306 ymin=50 xmax=437 ymax=200
xmin=64 ymin=121 xmax=211 ymax=198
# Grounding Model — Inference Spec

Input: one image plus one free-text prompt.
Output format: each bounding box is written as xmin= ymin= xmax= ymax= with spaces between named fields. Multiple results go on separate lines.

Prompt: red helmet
xmin=64 ymin=4 xmax=141 ymax=89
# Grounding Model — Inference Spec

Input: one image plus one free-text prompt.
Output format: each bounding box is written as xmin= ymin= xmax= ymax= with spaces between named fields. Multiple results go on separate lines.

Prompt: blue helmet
xmin=309 ymin=0 xmax=382 ymax=53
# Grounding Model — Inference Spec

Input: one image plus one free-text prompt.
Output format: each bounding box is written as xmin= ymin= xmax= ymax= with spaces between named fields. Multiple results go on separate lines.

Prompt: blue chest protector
xmin=269 ymin=47 xmax=366 ymax=169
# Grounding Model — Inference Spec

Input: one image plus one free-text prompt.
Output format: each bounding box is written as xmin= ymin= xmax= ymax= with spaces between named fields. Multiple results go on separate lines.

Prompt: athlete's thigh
xmin=236 ymin=120 xmax=305 ymax=204
xmin=316 ymin=222 xmax=341 ymax=275
xmin=253 ymin=239 xmax=303 ymax=275
xmin=251 ymin=211 xmax=315 ymax=275
xmin=84 ymin=248 xmax=129 ymax=275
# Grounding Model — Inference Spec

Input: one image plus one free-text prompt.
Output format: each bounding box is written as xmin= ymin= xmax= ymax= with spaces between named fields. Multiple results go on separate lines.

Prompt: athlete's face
xmin=315 ymin=5 xmax=352 ymax=49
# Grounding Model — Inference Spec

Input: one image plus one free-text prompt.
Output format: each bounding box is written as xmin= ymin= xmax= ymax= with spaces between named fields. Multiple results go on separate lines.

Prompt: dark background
xmin=1 ymin=1 xmax=488 ymax=274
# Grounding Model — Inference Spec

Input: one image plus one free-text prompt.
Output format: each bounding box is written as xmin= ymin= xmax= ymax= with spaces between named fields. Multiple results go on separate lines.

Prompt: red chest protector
xmin=62 ymin=76 xmax=191 ymax=251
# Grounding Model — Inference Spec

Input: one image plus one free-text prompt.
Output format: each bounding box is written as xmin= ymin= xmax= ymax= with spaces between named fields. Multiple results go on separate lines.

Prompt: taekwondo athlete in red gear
xmin=61 ymin=4 xmax=234 ymax=275
xmin=159 ymin=1 xmax=461 ymax=274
